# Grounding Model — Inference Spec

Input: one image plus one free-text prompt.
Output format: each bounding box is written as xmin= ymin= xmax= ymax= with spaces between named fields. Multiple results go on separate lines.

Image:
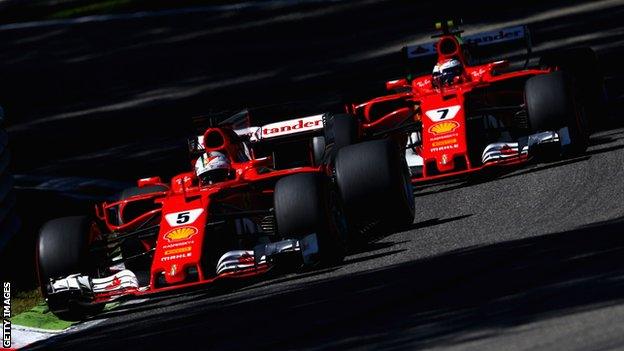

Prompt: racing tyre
xmin=540 ymin=47 xmax=606 ymax=126
xmin=525 ymin=71 xmax=588 ymax=155
xmin=312 ymin=136 xmax=326 ymax=166
xmin=274 ymin=173 xmax=345 ymax=264
xmin=324 ymin=113 xmax=358 ymax=152
xmin=37 ymin=216 xmax=104 ymax=320
xmin=335 ymin=139 xmax=415 ymax=233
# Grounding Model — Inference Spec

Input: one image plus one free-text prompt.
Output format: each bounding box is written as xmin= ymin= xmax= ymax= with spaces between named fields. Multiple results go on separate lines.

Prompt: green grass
xmin=12 ymin=288 xmax=43 ymax=317
xmin=11 ymin=302 xmax=75 ymax=331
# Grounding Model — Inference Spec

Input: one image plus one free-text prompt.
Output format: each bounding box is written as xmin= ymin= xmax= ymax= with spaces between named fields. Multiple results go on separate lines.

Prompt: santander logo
xmin=261 ymin=114 xmax=324 ymax=139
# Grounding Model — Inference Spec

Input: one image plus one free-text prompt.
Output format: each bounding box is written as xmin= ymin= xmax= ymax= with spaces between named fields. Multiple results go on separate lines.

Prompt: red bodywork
xmin=350 ymin=33 xmax=554 ymax=182
xmin=90 ymin=127 xmax=323 ymax=302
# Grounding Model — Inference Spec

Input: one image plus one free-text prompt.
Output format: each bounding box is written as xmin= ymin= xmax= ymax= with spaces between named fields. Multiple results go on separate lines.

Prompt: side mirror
xmin=137 ymin=176 xmax=162 ymax=188
xmin=386 ymin=78 xmax=409 ymax=91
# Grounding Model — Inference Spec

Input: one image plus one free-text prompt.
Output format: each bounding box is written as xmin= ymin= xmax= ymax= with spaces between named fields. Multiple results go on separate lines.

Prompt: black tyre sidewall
xmin=37 ymin=216 xmax=91 ymax=290
xmin=324 ymin=113 xmax=358 ymax=151
xmin=37 ymin=216 xmax=103 ymax=319
xmin=274 ymin=173 xmax=344 ymax=263
xmin=525 ymin=71 xmax=588 ymax=155
xmin=335 ymin=139 xmax=415 ymax=230
xmin=540 ymin=47 xmax=606 ymax=123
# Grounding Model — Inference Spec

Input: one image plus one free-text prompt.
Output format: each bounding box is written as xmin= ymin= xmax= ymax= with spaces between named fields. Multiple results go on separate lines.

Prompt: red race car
xmin=36 ymin=108 xmax=414 ymax=320
xmin=348 ymin=20 xmax=605 ymax=182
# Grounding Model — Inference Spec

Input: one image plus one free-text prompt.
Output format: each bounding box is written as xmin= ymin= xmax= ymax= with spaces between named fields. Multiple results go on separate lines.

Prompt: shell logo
xmin=164 ymin=226 xmax=198 ymax=242
xmin=428 ymin=121 xmax=460 ymax=135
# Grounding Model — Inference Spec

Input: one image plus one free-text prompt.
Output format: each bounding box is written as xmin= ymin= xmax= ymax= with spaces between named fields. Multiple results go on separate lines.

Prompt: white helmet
xmin=432 ymin=58 xmax=463 ymax=87
xmin=195 ymin=151 xmax=231 ymax=184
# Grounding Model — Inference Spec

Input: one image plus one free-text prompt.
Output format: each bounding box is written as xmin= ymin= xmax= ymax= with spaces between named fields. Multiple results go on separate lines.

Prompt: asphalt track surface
xmin=3 ymin=0 xmax=624 ymax=349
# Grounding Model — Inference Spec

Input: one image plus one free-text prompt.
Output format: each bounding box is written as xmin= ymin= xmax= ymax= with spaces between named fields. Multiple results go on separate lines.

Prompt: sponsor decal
xmin=405 ymin=26 xmax=524 ymax=59
xmin=430 ymin=144 xmax=459 ymax=153
xmin=261 ymin=115 xmax=324 ymax=138
xmin=430 ymin=132 xmax=458 ymax=142
xmin=441 ymin=154 xmax=449 ymax=165
xmin=2 ymin=282 xmax=10 ymax=349
xmin=463 ymin=26 xmax=525 ymax=47
xmin=416 ymin=79 xmax=431 ymax=88
xmin=164 ymin=246 xmax=192 ymax=256
xmin=165 ymin=209 xmax=204 ymax=227
xmin=425 ymin=105 xmax=461 ymax=122
xmin=160 ymin=253 xmax=192 ymax=262
xmin=428 ymin=121 xmax=460 ymax=135
xmin=105 ymin=277 xmax=121 ymax=291
xmin=163 ymin=240 xmax=195 ymax=249
xmin=431 ymin=138 xmax=458 ymax=147
xmin=169 ymin=264 xmax=178 ymax=277
xmin=164 ymin=226 xmax=198 ymax=242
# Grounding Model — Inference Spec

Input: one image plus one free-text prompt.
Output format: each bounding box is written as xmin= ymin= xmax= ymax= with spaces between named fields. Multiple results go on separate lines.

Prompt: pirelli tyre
xmin=335 ymin=139 xmax=415 ymax=233
xmin=540 ymin=47 xmax=606 ymax=126
xmin=37 ymin=216 xmax=104 ymax=320
xmin=525 ymin=71 xmax=589 ymax=155
xmin=274 ymin=173 xmax=345 ymax=264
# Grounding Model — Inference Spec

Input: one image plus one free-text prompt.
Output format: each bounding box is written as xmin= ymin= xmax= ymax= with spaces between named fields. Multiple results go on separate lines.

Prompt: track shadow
xmin=497 ymin=155 xmax=591 ymax=181
xmin=347 ymin=240 xmax=410 ymax=255
xmin=341 ymin=249 xmax=406 ymax=266
xmin=409 ymin=214 xmax=473 ymax=230
xmin=589 ymin=134 xmax=623 ymax=147
xmin=31 ymin=215 xmax=624 ymax=350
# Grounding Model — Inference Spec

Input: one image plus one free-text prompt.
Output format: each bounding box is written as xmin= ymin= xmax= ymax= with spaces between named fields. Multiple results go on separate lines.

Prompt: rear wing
xmin=402 ymin=25 xmax=532 ymax=76
xmin=188 ymin=114 xmax=324 ymax=150
xmin=188 ymin=110 xmax=325 ymax=169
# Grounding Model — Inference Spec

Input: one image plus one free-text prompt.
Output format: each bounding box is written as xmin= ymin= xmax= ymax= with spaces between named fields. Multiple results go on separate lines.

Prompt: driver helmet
xmin=432 ymin=58 xmax=464 ymax=88
xmin=195 ymin=151 xmax=231 ymax=185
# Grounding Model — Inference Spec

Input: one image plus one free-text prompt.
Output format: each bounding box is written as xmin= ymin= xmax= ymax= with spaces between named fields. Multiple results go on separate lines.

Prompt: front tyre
xmin=37 ymin=216 xmax=104 ymax=320
xmin=274 ymin=173 xmax=345 ymax=264
xmin=540 ymin=47 xmax=606 ymax=126
xmin=525 ymin=71 xmax=588 ymax=155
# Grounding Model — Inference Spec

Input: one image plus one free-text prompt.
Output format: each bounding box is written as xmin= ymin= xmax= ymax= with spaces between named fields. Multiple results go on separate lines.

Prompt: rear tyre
xmin=323 ymin=113 xmax=358 ymax=151
xmin=525 ymin=71 xmax=588 ymax=155
xmin=37 ymin=216 xmax=104 ymax=320
xmin=335 ymin=139 xmax=415 ymax=233
xmin=274 ymin=173 xmax=345 ymax=264
xmin=312 ymin=136 xmax=326 ymax=166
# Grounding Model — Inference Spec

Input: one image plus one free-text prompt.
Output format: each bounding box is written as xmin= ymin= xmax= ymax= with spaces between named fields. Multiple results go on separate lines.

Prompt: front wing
xmin=408 ymin=129 xmax=566 ymax=182
xmin=46 ymin=234 xmax=320 ymax=306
